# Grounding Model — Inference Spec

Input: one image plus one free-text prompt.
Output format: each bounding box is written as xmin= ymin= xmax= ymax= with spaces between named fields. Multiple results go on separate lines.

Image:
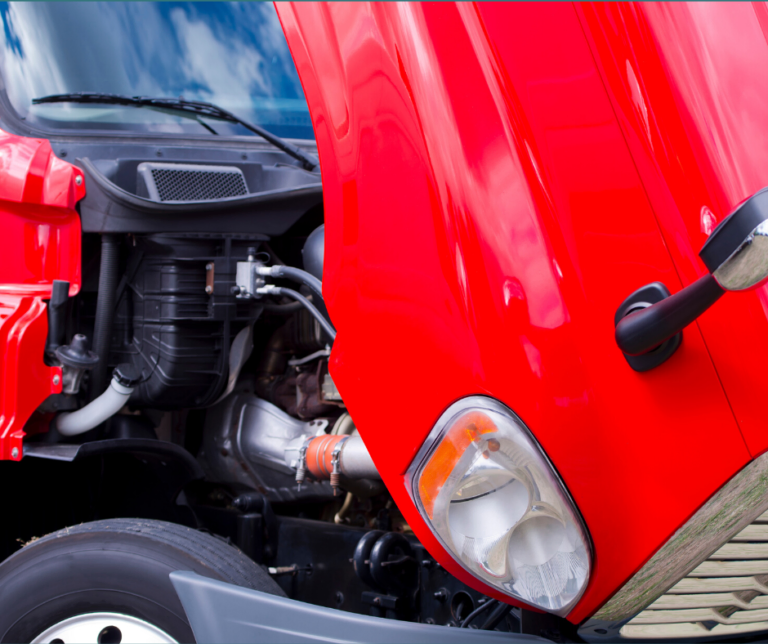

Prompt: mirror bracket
xmin=614 ymin=282 xmax=682 ymax=372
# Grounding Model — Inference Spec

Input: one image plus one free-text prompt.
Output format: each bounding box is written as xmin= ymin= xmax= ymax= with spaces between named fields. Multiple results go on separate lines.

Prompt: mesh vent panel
xmin=150 ymin=168 xmax=248 ymax=202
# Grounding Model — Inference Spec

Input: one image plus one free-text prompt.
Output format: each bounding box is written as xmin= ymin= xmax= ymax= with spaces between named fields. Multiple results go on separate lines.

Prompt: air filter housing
xmin=137 ymin=162 xmax=248 ymax=202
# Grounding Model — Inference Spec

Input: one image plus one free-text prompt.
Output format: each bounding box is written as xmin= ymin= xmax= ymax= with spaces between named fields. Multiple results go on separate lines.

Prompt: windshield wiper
xmin=32 ymin=92 xmax=319 ymax=172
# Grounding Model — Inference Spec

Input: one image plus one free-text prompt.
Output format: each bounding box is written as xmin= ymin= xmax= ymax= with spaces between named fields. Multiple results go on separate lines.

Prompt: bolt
xmin=11 ymin=447 xmax=19 ymax=459
xmin=205 ymin=285 xmax=213 ymax=295
xmin=74 ymin=174 xmax=81 ymax=185
xmin=206 ymin=263 xmax=213 ymax=271
xmin=52 ymin=374 xmax=60 ymax=386
xmin=231 ymin=286 xmax=241 ymax=295
xmin=433 ymin=588 xmax=448 ymax=602
xmin=335 ymin=591 xmax=344 ymax=605
xmin=373 ymin=597 xmax=382 ymax=607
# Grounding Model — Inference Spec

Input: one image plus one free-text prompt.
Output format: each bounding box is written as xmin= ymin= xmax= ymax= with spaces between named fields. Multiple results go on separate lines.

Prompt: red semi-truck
xmin=1 ymin=2 xmax=768 ymax=642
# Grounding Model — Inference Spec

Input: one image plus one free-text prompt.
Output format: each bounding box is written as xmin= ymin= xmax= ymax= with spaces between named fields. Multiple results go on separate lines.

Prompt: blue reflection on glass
xmin=0 ymin=2 xmax=313 ymax=139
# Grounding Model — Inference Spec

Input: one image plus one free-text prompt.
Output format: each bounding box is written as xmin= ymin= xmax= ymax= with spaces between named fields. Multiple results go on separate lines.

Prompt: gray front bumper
xmin=170 ymin=571 xmax=549 ymax=644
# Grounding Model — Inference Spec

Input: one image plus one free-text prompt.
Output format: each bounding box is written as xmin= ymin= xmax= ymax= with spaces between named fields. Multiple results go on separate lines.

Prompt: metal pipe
xmin=302 ymin=435 xmax=379 ymax=481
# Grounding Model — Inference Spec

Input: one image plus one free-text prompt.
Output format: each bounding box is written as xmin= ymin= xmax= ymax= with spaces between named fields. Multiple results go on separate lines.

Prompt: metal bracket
xmin=234 ymin=252 xmax=266 ymax=299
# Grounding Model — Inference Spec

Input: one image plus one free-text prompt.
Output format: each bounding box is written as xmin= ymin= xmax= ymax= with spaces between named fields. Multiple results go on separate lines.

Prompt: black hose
xmin=89 ymin=234 xmax=120 ymax=402
xmin=479 ymin=602 xmax=511 ymax=630
xmin=461 ymin=599 xmax=498 ymax=628
xmin=267 ymin=286 xmax=336 ymax=342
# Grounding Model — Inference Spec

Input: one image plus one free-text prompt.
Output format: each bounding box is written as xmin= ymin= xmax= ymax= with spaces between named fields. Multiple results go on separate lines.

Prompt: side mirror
xmin=615 ymin=188 xmax=768 ymax=367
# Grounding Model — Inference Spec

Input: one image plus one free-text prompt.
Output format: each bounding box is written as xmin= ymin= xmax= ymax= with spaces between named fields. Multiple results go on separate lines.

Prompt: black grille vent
xmin=137 ymin=163 xmax=248 ymax=202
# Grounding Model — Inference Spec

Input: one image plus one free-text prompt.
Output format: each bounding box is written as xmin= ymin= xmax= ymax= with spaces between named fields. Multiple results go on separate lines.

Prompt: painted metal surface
xmin=0 ymin=131 xmax=84 ymax=461
xmin=578 ymin=2 xmax=768 ymax=459
xmin=619 ymin=509 xmax=768 ymax=639
xmin=591 ymin=448 xmax=768 ymax=624
xmin=277 ymin=1 xmax=754 ymax=622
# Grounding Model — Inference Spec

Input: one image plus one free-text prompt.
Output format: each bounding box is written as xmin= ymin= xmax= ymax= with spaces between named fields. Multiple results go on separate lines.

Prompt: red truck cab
xmin=1 ymin=3 xmax=768 ymax=643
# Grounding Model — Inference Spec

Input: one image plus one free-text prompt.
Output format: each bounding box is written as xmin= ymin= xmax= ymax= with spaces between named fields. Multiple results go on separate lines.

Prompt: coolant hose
xmin=89 ymin=234 xmax=120 ymax=401
xmin=56 ymin=365 xmax=139 ymax=436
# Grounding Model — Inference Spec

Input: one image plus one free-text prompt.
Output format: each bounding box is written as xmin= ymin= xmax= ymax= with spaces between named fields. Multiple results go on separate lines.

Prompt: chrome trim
xmin=592 ymin=451 xmax=768 ymax=623
xmin=713 ymin=219 xmax=768 ymax=290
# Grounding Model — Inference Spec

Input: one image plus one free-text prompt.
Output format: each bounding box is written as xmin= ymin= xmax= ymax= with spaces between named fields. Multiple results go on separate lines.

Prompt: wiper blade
xmin=32 ymin=92 xmax=319 ymax=172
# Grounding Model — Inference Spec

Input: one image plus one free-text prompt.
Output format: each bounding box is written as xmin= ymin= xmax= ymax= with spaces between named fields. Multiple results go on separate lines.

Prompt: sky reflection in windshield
xmin=0 ymin=2 xmax=313 ymax=139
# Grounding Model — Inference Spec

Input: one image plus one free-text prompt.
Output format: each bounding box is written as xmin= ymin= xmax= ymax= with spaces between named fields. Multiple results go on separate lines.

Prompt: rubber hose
xmin=271 ymin=265 xmax=324 ymax=303
xmin=89 ymin=234 xmax=120 ymax=402
xmin=57 ymin=378 xmax=134 ymax=436
xmin=270 ymin=286 xmax=336 ymax=342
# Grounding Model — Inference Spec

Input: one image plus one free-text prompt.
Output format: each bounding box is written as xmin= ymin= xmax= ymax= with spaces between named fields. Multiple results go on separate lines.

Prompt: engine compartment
xmin=15 ymin=139 xmax=531 ymax=635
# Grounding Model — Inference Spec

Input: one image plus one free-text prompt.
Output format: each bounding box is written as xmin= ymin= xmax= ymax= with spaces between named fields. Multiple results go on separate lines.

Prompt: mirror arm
xmin=615 ymin=274 xmax=725 ymax=357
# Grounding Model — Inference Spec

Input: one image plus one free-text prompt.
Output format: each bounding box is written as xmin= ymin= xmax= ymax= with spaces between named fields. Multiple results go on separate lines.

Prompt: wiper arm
xmin=32 ymin=92 xmax=319 ymax=172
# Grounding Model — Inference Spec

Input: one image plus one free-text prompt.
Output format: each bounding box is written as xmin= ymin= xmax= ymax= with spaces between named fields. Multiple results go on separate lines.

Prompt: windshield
xmin=0 ymin=2 xmax=314 ymax=139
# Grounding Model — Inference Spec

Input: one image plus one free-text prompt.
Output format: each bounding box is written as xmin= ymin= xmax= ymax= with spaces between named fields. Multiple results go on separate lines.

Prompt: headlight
xmin=407 ymin=397 xmax=591 ymax=615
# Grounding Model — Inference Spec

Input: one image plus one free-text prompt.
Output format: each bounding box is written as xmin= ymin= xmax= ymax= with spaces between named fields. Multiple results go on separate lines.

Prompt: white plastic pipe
xmin=56 ymin=378 xmax=134 ymax=436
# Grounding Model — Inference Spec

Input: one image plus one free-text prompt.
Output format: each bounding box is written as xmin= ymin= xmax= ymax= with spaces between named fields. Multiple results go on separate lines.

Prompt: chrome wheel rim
xmin=31 ymin=612 xmax=177 ymax=644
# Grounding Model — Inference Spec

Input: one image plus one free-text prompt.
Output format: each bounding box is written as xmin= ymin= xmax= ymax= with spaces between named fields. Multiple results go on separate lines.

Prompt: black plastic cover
xmin=76 ymin=157 xmax=323 ymax=235
xmin=110 ymin=234 xmax=263 ymax=409
xmin=113 ymin=363 xmax=141 ymax=387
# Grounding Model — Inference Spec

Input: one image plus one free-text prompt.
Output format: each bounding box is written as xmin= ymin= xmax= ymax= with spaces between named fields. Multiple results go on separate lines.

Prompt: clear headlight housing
xmin=407 ymin=397 xmax=591 ymax=615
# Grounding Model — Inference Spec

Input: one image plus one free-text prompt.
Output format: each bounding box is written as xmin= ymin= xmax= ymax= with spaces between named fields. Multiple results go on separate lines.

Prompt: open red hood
xmin=280 ymin=1 xmax=765 ymax=623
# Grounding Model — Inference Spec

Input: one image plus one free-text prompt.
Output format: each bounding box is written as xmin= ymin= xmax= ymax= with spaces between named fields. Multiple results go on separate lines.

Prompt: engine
xmin=40 ymin=154 xmax=380 ymax=501
xmin=26 ymin=151 xmax=524 ymax=633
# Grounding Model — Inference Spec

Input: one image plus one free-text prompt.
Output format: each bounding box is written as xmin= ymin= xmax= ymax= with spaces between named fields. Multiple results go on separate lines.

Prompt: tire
xmin=0 ymin=518 xmax=285 ymax=643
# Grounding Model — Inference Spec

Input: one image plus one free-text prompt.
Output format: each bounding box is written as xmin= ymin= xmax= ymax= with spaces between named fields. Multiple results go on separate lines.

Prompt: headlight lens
xmin=407 ymin=397 xmax=591 ymax=615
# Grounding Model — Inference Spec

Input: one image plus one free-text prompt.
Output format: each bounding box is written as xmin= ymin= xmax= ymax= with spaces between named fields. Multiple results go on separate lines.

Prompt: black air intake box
xmin=111 ymin=234 xmax=264 ymax=409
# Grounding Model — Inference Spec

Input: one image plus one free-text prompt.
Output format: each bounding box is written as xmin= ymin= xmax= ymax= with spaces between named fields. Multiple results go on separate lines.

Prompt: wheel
xmin=0 ymin=518 xmax=285 ymax=643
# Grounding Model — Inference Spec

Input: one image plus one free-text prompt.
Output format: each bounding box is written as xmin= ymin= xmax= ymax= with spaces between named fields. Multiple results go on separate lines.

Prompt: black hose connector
xmin=89 ymin=234 xmax=120 ymax=401
xmin=44 ymin=279 xmax=70 ymax=363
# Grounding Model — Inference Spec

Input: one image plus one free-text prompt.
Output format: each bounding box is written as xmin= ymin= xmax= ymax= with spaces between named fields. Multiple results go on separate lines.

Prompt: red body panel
xmin=277 ymin=1 xmax=760 ymax=621
xmin=0 ymin=132 xmax=84 ymax=461
xmin=579 ymin=2 xmax=768 ymax=459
